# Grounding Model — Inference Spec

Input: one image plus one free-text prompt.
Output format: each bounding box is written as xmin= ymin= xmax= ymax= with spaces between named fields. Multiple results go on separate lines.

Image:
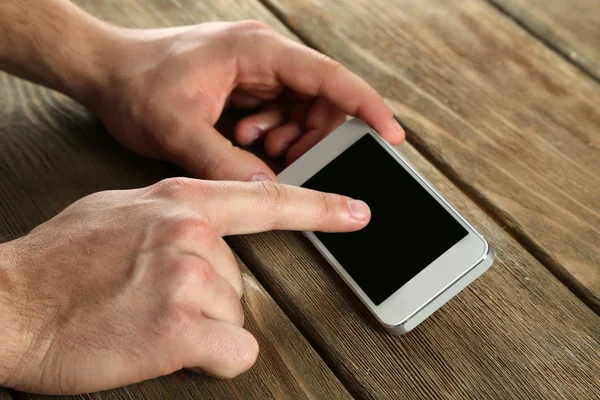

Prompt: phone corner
xmin=480 ymin=244 xmax=496 ymax=272
xmin=383 ymin=322 xmax=413 ymax=336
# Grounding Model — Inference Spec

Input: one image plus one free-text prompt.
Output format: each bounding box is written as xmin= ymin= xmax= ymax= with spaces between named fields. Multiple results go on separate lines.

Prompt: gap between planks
xmin=255 ymin=0 xmax=600 ymax=316
xmin=486 ymin=0 xmax=600 ymax=84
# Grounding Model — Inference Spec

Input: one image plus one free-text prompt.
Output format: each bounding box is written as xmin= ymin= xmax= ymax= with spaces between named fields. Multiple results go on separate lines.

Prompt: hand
xmin=86 ymin=21 xmax=404 ymax=181
xmin=0 ymin=178 xmax=371 ymax=394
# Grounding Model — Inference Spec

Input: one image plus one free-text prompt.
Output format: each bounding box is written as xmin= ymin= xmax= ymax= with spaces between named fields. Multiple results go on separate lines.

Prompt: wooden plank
xmin=262 ymin=0 xmax=600 ymax=312
xmin=66 ymin=1 xmax=600 ymax=397
xmin=230 ymin=139 xmax=600 ymax=399
xmin=489 ymin=0 xmax=600 ymax=81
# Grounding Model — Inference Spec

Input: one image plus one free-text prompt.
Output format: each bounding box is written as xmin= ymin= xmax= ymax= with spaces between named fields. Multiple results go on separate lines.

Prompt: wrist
xmin=0 ymin=239 xmax=25 ymax=388
xmin=75 ymin=25 xmax=143 ymax=115
xmin=0 ymin=1 xmax=132 ymax=111
xmin=45 ymin=17 xmax=132 ymax=109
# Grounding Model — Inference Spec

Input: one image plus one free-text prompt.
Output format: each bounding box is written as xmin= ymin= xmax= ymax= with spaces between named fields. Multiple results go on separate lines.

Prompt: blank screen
xmin=302 ymin=134 xmax=468 ymax=305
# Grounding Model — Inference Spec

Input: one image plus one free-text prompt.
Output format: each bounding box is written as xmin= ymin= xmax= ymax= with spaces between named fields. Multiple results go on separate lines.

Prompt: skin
xmin=0 ymin=0 xmax=404 ymax=394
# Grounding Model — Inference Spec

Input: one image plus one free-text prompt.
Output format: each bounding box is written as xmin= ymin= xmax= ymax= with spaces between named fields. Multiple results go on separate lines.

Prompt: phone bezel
xmin=277 ymin=119 xmax=490 ymax=329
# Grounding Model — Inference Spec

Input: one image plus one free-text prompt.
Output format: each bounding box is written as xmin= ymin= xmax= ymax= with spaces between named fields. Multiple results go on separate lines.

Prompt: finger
xmin=238 ymin=82 xmax=285 ymax=101
xmin=192 ymin=270 xmax=244 ymax=327
xmin=173 ymin=122 xmax=277 ymax=182
xmin=263 ymin=121 xmax=302 ymax=158
xmin=286 ymin=128 xmax=330 ymax=165
xmin=234 ymin=103 xmax=289 ymax=146
xmin=263 ymin=100 xmax=311 ymax=157
xmin=151 ymin=217 xmax=244 ymax=297
xmin=182 ymin=318 xmax=259 ymax=379
xmin=305 ymin=97 xmax=347 ymax=133
xmin=227 ymin=89 xmax=263 ymax=110
xmin=204 ymin=237 xmax=243 ymax=299
xmin=185 ymin=180 xmax=372 ymax=236
xmin=270 ymin=39 xmax=405 ymax=144
xmin=280 ymin=98 xmax=347 ymax=162
xmin=164 ymin=254 xmax=244 ymax=326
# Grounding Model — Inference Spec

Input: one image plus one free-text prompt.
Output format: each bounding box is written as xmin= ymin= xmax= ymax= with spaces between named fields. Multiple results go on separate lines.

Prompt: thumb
xmin=175 ymin=123 xmax=277 ymax=182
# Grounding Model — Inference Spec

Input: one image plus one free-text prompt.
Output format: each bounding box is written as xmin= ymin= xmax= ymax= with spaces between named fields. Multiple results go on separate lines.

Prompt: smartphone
xmin=277 ymin=119 xmax=494 ymax=334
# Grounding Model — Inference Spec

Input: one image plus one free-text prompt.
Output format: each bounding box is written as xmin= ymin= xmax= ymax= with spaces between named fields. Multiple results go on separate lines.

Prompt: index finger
xmin=188 ymin=180 xmax=371 ymax=236
xmin=271 ymin=39 xmax=405 ymax=144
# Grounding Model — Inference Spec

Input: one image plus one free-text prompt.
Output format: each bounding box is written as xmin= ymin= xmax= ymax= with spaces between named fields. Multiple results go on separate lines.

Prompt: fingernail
xmin=251 ymin=173 xmax=273 ymax=182
xmin=348 ymin=199 xmax=370 ymax=220
xmin=393 ymin=118 xmax=405 ymax=134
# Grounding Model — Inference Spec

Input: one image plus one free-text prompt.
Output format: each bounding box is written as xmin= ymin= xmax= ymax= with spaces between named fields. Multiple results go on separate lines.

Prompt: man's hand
xmin=0 ymin=178 xmax=371 ymax=394
xmin=0 ymin=0 xmax=404 ymax=182
xmin=86 ymin=21 xmax=405 ymax=181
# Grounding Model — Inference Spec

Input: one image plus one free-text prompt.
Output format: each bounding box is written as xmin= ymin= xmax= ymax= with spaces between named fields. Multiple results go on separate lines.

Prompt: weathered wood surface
xmin=263 ymin=0 xmax=600 ymax=313
xmin=0 ymin=390 xmax=14 ymax=400
xmin=63 ymin=0 xmax=600 ymax=398
xmin=0 ymin=79 xmax=350 ymax=399
xmin=490 ymin=0 xmax=600 ymax=80
xmin=231 ymin=139 xmax=600 ymax=399
xmin=3 ymin=0 xmax=600 ymax=398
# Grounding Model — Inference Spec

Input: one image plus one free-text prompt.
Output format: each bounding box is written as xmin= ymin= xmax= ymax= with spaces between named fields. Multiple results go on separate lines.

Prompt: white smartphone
xmin=277 ymin=119 xmax=494 ymax=335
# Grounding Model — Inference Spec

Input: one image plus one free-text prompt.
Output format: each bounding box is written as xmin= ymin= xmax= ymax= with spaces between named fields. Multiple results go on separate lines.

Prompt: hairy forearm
xmin=0 ymin=0 xmax=121 ymax=103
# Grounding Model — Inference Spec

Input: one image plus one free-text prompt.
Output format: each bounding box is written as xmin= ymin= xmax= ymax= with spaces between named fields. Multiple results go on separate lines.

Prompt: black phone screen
xmin=301 ymin=134 xmax=468 ymax=305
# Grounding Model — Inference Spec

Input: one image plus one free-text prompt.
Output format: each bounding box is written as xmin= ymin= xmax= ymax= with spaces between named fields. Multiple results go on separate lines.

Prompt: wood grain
xmin=0 ymin=390 xmax=14 ymax=400
xmin=230 ymin=139 xmax=600 ymax=399
xmin=262 ymin=0 xmax=600 ymax=312
xmin=489 ymin=0 xmax=600 ymax=81
xmin=2 ymin=0 xmax=598 ymax=398
xmin=56 ymin=1 xmax=600 ymax=398
xmin=0 ymin=73 xmax=352 ymax=399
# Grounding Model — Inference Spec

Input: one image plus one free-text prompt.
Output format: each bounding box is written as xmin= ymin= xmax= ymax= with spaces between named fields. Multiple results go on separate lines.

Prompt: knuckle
xmin=258 ymin=181 xmax=285 ymax=205
xmin=257 ymin=182 xmax=287 ymax=227
xmin=186 ymin=261 xmax=215 ymax=290
xmin=167 ymin=256 xmax=214 ymax=291
xmin=149 ymin=177 xmax=200 ymax=200
xmin=318 ymin=53 xmax=343 ymax=73
xmin=150 ymin=177 xmax=190 ymax=199
xmin=233 ymin=19 xmax=270 ymax=34
xmin=165 ymin=216 xmax=215 ymax=244
xmin=166 ymin=256 xmax=195 ymax=283
xmin=318 ymin=192 xmax=337 ymax=220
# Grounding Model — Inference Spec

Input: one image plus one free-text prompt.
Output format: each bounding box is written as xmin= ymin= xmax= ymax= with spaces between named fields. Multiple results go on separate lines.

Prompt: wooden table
xmin=1 ymin=0 xmax=599 ymax=398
